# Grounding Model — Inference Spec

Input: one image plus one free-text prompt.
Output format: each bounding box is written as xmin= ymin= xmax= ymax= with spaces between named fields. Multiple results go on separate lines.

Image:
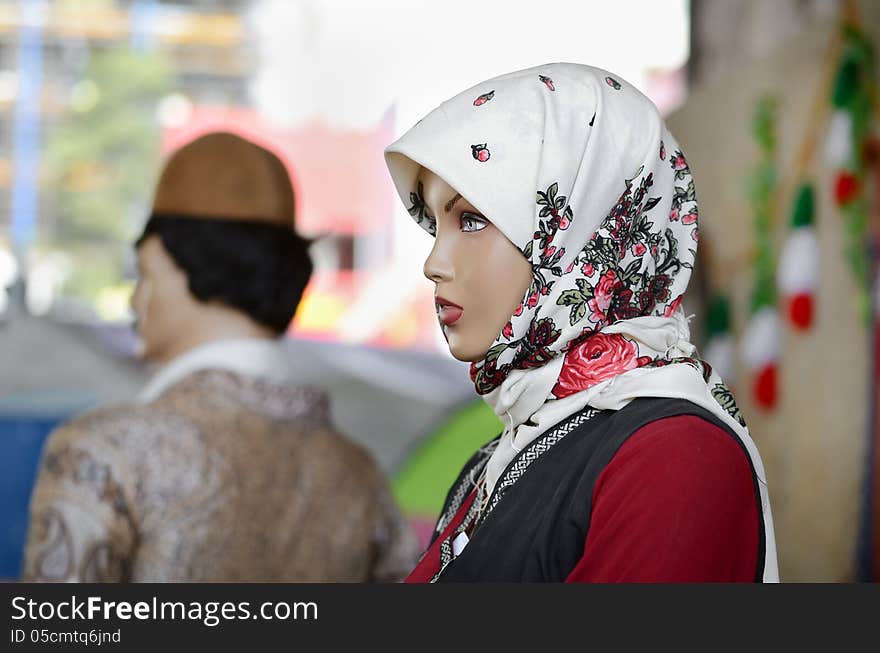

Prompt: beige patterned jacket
xmin=22 ymin=369 xmax=417 ymax=582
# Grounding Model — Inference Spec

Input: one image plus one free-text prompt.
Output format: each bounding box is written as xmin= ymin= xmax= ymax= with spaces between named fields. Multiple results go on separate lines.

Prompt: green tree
xmin=43 ymin=46 xmax=171 ymax=305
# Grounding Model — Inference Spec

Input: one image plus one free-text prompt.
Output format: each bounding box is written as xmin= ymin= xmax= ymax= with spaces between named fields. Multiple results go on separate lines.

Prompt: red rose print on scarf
xmin=551 ymin=333 xmax=652 ymax=399
xmin=471 ymin=144 xmax=491 ymax=162
xmin=671 ymin=152 xmax=688 ymax=172
xmin=539 ymin=74 xmax=555 ymax=91
xmin=526 ymin=291 xmax=540 ymax=308
xmin=664 ymin=294 xmax=683 ymax=318
xmin=587 ymin=269 xmax=620 ymax=323
xmin=473 ymin=90 xmax=495 ymax=106
xmin=604 ymin=76 xmax=622 ymax=90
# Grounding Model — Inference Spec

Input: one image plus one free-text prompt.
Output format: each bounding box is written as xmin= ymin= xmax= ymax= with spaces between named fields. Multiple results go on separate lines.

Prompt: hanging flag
xmin=703 ymin=294 xmax=737 ymax=388
xmin=778 ymin=184 xmax=820 ymax=330
xmin=824 ymin=110 xmax=853 ymax=168
xmin=741 ymin=306 xmax=782 ymax=410
xmin=741 ymin=95 xmax=782 ymax=411
xmin=829 ymin=22 xmax=875 ymax=324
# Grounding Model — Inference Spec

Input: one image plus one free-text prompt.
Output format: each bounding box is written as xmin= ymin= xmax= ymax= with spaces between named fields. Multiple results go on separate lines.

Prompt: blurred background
xmin=0 ymin=0 xmax=878 ymax=582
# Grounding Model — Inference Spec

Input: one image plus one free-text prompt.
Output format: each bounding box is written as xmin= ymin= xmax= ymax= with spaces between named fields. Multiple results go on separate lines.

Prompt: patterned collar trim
xmin=137 ymin=337 xmax=301 ymax=404
xmin=431 ymin=406 xmax=601 ymax=581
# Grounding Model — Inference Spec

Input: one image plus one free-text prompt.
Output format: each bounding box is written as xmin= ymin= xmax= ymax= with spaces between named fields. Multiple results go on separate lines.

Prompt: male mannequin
xmin=22 ymin=132 xmax=416 ymax=582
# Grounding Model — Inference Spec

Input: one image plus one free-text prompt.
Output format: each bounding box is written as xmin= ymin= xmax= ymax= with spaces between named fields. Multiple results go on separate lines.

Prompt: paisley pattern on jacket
xmin=23 ymin=369 xmax=417 ymax=582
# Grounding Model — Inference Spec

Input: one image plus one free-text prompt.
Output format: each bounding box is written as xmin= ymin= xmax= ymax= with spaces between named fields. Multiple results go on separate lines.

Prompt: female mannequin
xmin=385 ymin=63 xmax=778 ymax=582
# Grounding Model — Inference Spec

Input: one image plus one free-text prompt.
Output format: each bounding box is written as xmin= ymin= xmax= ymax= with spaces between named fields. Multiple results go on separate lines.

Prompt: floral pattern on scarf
xmin=406 ymin=180 xmax=437 ymax=236
xmin=386 ymin=63 xmax=739 ymax=421
xmin=470 ymin=145 xmax=698 ymax=396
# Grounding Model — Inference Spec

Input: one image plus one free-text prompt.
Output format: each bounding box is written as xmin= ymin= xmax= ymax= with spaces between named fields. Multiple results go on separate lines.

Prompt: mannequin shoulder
xmin=43 ymin=402 xmax=198 ymax=460
xmin=600 ymin=413 xmax=756 ymax=494
xmin=302 ymin=424 xmax=389 ymax=478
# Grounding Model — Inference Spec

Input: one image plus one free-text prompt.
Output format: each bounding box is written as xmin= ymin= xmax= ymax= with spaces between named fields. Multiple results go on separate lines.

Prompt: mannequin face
xmin=130 ymin=235 xmax=202 ymax=363
xmin=420 ymin=169 xmax=533 ymax=362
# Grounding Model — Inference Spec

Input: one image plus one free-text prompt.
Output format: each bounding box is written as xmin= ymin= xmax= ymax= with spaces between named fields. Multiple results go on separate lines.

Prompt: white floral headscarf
xmin=385 ymin=63 xmax=777 ymax=581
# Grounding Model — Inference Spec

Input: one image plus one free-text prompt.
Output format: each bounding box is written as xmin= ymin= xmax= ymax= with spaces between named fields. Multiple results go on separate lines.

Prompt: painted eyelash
xmin=460 ymin=212 xmax=487 ymax=231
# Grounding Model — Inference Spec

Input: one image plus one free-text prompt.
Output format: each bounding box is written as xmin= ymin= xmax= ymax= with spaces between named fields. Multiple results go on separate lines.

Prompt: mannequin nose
xmin=423 ymin=240 xmax=453 ymax=284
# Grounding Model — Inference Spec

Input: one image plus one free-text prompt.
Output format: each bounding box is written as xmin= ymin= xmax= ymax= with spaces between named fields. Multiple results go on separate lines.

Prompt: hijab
xmin=385 ymin=63 xmax=777 ymax=581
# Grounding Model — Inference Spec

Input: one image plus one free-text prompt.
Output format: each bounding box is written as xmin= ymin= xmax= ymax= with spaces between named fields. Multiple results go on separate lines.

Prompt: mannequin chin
xmin=419 ymin=169 xmax=533 ymax=363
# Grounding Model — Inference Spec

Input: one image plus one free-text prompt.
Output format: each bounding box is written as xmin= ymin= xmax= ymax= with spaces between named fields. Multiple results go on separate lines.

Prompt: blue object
xmin=9 ymin=1 xmax=45 ymax=253
xmin=130 ymin=0 xmax=160 ymax=51
xmin=0 ymin=389 xmax=99 ymax=580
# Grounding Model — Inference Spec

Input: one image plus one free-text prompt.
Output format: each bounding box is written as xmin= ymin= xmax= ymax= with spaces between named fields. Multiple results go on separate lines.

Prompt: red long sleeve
xmin=565 ymin=414 xmax=759 ymax=582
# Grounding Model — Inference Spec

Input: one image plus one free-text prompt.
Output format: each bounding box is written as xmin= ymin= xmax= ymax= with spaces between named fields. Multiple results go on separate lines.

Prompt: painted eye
xmin=460 ymin=212 xmax=488 ymax=232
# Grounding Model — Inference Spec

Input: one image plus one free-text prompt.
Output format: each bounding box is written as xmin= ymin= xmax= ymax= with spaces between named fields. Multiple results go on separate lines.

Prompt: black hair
xmin=136 ymin=214 xmax=313 ymax=335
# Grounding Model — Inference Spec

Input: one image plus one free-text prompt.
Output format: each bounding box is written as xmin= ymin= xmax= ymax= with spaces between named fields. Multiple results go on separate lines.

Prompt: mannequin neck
xmin=154 ymin=302 xmax=279 ymax=365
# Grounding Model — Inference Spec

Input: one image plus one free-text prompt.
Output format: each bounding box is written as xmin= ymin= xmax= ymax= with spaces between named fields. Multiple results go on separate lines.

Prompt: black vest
xmin=434 ymin=397 xmax=765 ymax=582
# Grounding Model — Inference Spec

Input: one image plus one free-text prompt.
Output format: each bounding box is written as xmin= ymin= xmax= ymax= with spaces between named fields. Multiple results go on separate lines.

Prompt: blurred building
xmin=0 ymin=0 xmax=251 ymax=238
xmin=0 ymin=0 xmax=439 ymax=346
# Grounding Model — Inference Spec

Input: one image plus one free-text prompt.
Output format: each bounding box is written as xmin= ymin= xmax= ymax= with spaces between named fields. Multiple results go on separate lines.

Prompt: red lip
xmin=436 ymin=296 xmax=463 ymax=326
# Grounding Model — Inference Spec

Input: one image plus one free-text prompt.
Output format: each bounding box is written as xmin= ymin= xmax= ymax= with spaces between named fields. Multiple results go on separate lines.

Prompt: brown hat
xmin=151 ymin=132 xmax=295 ymax=229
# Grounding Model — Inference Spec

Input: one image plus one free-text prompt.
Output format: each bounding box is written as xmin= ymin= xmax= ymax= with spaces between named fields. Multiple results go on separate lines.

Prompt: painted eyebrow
xmin=444 ymin=193 xmax=463 ymax=213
